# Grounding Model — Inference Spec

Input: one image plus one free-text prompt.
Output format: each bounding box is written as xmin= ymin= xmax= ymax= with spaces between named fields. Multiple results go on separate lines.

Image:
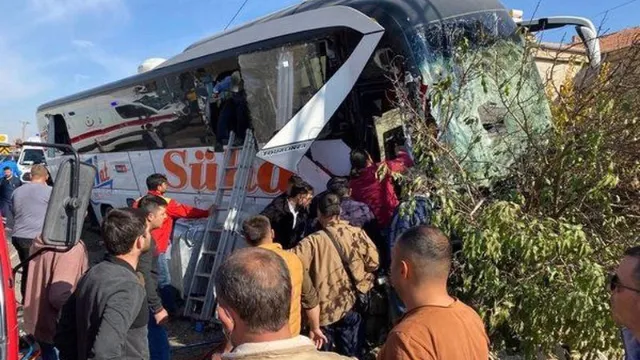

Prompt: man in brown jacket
xmin=214 ymin=247 xmax=352 ymax=360
xmin=378 ymin=226 xmax=490 ymax=360
xmin=292 ymin=193 xmax=379 ymax=357
xmin=23 ymin=236 xmax=89 ymax=360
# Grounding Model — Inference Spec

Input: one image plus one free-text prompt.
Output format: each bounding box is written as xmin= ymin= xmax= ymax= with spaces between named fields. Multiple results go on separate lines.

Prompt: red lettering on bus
xmin=98 ymin=161 xmax=110 ymax=183
xmin=162 ymin=150 xmax=293 ymax=195
xmin=256 ymin=162 xmax=293 ymax=195
xmin=163 ymin=150 xmax=188 ymax=189
xmin=204 ymin=151 xmax=217 ymax=191
xmin=190 ymin=150 xmax=218 ymax=191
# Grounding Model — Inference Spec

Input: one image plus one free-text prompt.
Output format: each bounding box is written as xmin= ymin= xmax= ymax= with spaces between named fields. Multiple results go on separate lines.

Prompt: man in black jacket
xmin=261 ymin=178 xmax=313 ymax=250
xmin=0 ymin=166 xmax=21 ymax=226
xmin=135 ymin=195 xmax=170 ymax=360
xmin=56 ymin=208 xmax=151 ymax=360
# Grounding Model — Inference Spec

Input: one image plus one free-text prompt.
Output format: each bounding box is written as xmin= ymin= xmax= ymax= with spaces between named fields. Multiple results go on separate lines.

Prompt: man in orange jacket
xmin=141 ymin=173 xmax=212 ymax=314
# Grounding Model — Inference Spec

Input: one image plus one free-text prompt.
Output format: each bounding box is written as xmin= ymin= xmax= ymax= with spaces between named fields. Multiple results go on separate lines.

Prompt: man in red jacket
xmin=141 ymin=173 xmax=212 ymax=314
xmin=349 ymin=147 xmax=413 ymax=230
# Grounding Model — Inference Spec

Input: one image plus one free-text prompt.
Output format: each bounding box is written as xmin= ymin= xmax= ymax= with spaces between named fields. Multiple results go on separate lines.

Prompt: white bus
xmin=36 ymin=0 xmax=600 ymax=226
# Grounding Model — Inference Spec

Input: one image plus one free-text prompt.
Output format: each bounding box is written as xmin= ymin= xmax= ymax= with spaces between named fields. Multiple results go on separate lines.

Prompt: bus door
xmin=45 ymin=113 xmax=72 ymax=157
xmin=348 ymin=4 xmax=420 ymax=164
xmin=353 ymin=41 xmax=411 ymax=162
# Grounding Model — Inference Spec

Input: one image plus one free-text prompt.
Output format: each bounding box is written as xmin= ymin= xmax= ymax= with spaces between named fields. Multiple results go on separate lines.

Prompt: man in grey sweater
xmin=56 ymin=208 xmax=151 ymax=360
xmin=11 ymin=164 xmax=51 ymax=301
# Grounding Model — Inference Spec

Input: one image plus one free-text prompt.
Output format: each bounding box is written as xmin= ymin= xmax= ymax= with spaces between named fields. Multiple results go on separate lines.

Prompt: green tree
xmin=390 ymin=30 xmax=640 ymax=358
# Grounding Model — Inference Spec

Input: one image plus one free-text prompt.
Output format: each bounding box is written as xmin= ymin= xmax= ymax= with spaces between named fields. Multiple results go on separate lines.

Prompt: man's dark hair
xmin=215 ymin=247 xmax=291 ymax=333
xmin=146 ymin=174 xmax=168 ymax=191
xmin=396 ymin=225 xmax=452 ymax=279
xmin=289 ymin=180 xmax=313 ymax=198
xmin=317 ymin=192 xmax=341 ymax=217
xmin=3 ymin=166 xmax=10 ymax=172
xmin=350 ymin=149 xmax=369 ymax=177
xmin=137 ymin=195 xmax=168 ymax=215
xmin=327 ymin=177 xmax=350 ymax=200
xmin=285 ymin=175 xmax=304 ymax=196
xmin=101 ymin=208 xmax=147 ymax=256
xmin=242 ymin=215 xmax=271 ymax=246
xmin=624 ymin=246 xmax=640 ymax=285
xmin=288 ymin=175 xmax=303 ymax=186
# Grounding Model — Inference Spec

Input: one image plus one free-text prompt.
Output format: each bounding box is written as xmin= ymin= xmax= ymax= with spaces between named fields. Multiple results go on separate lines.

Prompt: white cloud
xmin=71 ymin=39 xmax=95 ymax=49
xmin=28 ymin=0 xmax=129 ymax=23
xmin=72 ymin=39 xmax=138 ymax=80
xmin=74 ymin=74 xmax=91 ymax=83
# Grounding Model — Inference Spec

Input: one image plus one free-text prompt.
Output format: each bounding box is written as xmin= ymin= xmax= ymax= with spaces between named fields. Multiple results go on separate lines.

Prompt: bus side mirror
xmin=575 ymin=25 xmax=601 ymax=68
xmin=42 ymin=159 xmax=97 ymax=247
xmin=516 ymin=16 xmax=602 ymax=68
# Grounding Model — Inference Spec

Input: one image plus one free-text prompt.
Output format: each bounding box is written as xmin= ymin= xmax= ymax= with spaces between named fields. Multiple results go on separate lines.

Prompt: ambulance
xmin=16 ymin=137 xmax=46 ymax=183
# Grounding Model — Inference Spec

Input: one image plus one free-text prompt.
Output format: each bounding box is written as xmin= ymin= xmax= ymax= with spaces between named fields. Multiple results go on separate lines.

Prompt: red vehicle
xmin=0 ymin=216 xmax=20 ymax=360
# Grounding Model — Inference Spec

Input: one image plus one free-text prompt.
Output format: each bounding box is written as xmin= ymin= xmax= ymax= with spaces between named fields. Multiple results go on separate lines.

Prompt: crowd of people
xmin=5 ymin=145 xmax=640 ymax=360
xmin=12 ymin=170 xmax=212 ymax=360
xmin=239 ymin=145 xmax=491 ymax=359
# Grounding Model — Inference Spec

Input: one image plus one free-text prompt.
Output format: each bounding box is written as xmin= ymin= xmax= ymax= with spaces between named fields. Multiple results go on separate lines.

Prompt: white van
xmin=17 ymin=139 xmax=47 ymax=183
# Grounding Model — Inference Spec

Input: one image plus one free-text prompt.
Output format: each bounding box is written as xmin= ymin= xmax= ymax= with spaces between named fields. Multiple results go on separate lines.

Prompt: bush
xmin=392 ymin=33 xmax=640 ymax=358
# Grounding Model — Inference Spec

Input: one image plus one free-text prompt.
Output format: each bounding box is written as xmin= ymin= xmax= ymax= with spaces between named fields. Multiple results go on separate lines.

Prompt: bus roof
xmin=37 ymin=0 xmax=506 ymax=112
xmin=183 ymin=0 xmax=505 ymax=52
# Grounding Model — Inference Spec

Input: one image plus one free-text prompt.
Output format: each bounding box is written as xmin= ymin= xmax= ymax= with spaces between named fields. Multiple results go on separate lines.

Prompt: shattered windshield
xmin=413 ymin=11 xmax=551 ymax=181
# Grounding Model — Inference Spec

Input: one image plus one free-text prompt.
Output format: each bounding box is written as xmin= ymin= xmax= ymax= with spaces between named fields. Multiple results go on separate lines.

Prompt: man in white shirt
xmin=260 ymin=178 xmax=313 ymax=249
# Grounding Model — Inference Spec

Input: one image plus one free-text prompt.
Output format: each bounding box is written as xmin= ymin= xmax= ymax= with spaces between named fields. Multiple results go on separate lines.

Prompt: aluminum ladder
xmin=183 ymin=129 xmax=257 ymax=321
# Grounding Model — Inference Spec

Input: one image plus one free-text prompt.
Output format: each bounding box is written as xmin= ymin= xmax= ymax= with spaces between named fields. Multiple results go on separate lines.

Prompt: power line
xmin=588 ymin=0 xmax=640 ymax=38
xmin=20 ymin=121 xmax=30 ymax=141
xmin=594 ymin=0 xmax=639 ymax=17
xmin=224 ymin=0 xmax=250 ymax=31
xmin=538 ymin=0 xmax=640 ymax=42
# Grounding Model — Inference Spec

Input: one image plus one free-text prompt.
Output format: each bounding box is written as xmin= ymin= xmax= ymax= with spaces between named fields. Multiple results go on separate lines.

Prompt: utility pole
xmin=20 ymin=120 xmax=30 ymax=141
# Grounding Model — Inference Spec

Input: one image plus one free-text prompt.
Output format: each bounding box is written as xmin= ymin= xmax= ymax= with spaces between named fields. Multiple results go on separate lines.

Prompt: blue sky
xmin=0 ymin=0 xmax=638 ymax=141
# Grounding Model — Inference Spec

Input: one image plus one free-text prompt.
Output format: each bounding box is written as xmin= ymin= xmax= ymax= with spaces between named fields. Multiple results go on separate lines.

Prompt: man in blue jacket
xmin=0 ymin=165 xmax=21 ymax=225
xmin=0 ymin=156 xmax=21 ymax=178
